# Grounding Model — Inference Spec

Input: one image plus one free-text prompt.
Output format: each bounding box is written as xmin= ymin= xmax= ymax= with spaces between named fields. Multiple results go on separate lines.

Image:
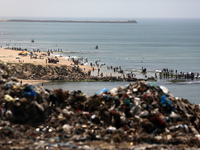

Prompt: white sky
xmin=0 ymin=0 xmax=200 ymax=19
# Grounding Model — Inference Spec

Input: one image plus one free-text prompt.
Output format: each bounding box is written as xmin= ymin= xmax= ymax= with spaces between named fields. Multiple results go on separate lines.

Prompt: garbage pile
xmin=0 ymin=61 xmax=200 ymax=149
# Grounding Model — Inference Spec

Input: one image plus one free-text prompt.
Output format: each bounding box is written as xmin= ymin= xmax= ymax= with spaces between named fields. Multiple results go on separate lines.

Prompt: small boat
xmin=31 ymin=39 xmax=34 ymax=43
xmin=95 ymin=45 xmax=98 ymax=49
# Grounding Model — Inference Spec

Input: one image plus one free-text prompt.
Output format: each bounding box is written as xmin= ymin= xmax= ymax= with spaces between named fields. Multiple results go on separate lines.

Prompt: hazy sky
xmin=1 ymin=0 xmax=200 ymax=19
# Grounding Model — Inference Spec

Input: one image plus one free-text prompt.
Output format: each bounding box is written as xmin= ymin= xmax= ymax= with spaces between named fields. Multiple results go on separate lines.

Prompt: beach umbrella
xmin=22 ymin=51 xmax=27 ymax=54
xmin=18 ymin=51 xmax=24 ymax=55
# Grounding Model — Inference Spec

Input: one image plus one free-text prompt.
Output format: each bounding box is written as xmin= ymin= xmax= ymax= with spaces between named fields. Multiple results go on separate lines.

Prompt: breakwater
xmin=8 ymin=63 xmax=154 ymax=82
xmin=0 ymin=19 xmax=137 ymax=23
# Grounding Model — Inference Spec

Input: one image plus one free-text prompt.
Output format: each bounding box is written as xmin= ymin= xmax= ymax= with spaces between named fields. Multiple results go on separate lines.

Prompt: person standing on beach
xmin=98 ymin=68 xmax=100 ymax=76
xmin=101 ymin=72 xmax=103 ymax=77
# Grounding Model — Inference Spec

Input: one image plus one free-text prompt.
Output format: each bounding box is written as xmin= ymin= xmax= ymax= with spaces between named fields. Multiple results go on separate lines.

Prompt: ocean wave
xmin=61 ymin=51 xmax=80 ymax=54
xmin=177 ymin=80 xmax=200 ymax=85
xmin=61 ymin=51 xmax=97 ymax=54
xmin=63 ymin=56 xmax=79 ymax=59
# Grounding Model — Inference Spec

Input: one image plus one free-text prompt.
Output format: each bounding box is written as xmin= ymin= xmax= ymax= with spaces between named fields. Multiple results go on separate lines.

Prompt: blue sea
xmin=0 ymin=18 xmax=200 ymax=103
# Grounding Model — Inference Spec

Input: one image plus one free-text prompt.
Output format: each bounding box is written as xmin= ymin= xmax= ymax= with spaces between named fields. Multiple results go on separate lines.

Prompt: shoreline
xmin=0 ymin=48 xmax=198 ymax=85
xmin=0 ymin=47 xmax=99 ymax=84
xmin=0 ymin=47 xmax=95 ymax=72
xmin=20 ymin=79 xmax=50 ymax=85
xmin=0 ymin=19 xmax=137 ymax=23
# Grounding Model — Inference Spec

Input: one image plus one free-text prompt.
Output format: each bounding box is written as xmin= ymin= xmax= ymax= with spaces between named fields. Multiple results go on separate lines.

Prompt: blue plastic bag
xmin=98 ymin=88 xmax=109 ymax=95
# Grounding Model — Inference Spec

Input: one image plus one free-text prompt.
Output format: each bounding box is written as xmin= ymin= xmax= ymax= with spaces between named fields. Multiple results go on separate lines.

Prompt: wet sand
xmin=20 ymin=79 xmax=50 ymax=85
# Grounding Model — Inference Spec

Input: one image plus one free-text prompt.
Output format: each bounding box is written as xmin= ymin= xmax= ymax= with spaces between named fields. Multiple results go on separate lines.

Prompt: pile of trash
xmin=0 ymin=61 xmax=200 ymax=149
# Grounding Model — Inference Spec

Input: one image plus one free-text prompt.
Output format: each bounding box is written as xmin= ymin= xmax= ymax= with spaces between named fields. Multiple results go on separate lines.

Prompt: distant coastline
xmin=0 ymin=19 xmax=137 ymax=23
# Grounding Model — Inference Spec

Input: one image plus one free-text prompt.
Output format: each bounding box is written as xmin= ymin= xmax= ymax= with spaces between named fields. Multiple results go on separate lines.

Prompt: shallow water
xmin=0 ymin=18 xmax=199 ymax=103
xmin=40 ymin=80 xmax=200 ymax=104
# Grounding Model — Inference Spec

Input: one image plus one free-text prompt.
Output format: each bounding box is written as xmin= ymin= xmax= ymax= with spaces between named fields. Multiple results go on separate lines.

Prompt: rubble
xmin=0 ymin=61 xmax=200 ymax=149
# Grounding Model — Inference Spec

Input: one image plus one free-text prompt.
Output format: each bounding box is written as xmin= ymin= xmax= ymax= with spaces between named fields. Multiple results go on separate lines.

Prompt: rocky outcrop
xmin=9 ymin=63 xmax=88 ymax=81
xmin=8 ymin=63 xmax=153 ymax=82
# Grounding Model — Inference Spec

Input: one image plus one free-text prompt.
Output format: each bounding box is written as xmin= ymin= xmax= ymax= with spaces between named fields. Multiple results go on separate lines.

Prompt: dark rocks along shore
xmin=9 ymin=63 xmax=146 ymax=82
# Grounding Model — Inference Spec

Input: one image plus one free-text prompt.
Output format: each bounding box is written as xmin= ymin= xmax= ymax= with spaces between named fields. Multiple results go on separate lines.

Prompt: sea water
xmin=0 ymin=18 xmax=199 ymax=103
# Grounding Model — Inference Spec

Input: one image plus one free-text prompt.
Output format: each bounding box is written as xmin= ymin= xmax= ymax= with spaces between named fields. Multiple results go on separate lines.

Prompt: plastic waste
xmin=24 ymin=89 xmax=38 ymax=98
xmin=98 ymin=88 xmax=109 ymax=95
xmin=4 ymin=94 xmax=15 ymax=102
xmin=5 ymin=110 xmax=13 ymax=120
xmin=160 ymin=86 xmax=169 ymax=95
xmin=160 ymin=95 xmax=173 ymax=111
xmin=3 ymin=82 xmax=13 ymax=89
xmin=0 ymin=60 xmax=199 ymax=149
xmin=110 ymin=87 xmax=118 ymax=95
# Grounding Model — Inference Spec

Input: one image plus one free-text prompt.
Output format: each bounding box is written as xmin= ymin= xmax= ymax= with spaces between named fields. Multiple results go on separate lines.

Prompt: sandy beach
xmin=0 ymin=48 xmax=95 ymax=84
xmin=0 ymin=48 xmax=93 ymax=71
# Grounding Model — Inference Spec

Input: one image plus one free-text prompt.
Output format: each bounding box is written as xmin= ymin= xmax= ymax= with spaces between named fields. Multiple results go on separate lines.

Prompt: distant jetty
xmin=0 ymin=19 xmax=137 ymax=23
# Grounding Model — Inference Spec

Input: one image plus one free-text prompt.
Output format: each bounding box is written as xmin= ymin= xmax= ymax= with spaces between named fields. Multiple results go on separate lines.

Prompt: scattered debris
xmin=0 ymin=60 xmax=200 ymax=149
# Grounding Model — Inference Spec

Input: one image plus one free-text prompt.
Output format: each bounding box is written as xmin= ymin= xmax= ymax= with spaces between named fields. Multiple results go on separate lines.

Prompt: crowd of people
xmin=157 ymin=68 xmax=200 ymax=80
xmin=4 ymin=46 xmax=200 ymax=81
